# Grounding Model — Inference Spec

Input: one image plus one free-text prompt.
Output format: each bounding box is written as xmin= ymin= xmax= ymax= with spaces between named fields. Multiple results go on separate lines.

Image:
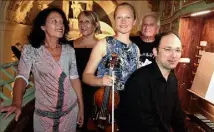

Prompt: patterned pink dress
xmin=16 ymin=44 xmax=79 ymax=132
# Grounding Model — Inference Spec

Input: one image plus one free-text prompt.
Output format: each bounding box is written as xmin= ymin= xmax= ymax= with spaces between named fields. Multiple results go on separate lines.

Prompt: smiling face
xmin=141 ymin=16 xmax=159 ymax=37
xmin=41 ymin=11 xmax=65 ymax=39
xmin=153 ymin=33 xmax=182 ymax=71
xmin=78 ymin=13 xmax=96 ymax=37
xmin=114 ymin=5 xmax=136 ymax=35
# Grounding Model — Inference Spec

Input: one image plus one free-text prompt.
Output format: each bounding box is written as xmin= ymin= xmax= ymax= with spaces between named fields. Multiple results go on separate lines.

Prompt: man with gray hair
xmin=131 ymin=12 xmax=160 ymax=67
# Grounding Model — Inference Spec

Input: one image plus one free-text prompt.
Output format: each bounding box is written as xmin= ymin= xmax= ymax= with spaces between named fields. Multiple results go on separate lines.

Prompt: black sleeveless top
xmin=68 ymin=40 xmax=98 ymax=93
xmin=69 ymin=40 xmax=93 ymax=79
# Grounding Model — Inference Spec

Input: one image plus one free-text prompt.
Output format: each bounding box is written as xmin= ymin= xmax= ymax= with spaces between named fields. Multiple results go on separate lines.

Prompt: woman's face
xmin=78 ymin=14 xmax=96 ymax=36
xmin=114 ymin=5 xmax=136 ymax=35
xmin=41 ymin=11 xmax=65 ymax=39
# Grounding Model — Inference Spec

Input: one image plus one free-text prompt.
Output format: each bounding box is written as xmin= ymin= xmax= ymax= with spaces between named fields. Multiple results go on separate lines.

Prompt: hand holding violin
xmin=101 ymin=75 xmax=115 ymax=87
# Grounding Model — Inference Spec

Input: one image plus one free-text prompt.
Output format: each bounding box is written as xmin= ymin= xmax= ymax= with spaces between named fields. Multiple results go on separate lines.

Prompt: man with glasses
xmin=119 ymin=32 xmax=188 ymax=132
xmin=131 ymin=12 xmax=160 ymax=67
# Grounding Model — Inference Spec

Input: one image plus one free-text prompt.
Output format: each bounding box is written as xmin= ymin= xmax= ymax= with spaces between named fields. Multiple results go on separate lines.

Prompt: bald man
xmin=120 ymin=32 xmax=188 ymax=132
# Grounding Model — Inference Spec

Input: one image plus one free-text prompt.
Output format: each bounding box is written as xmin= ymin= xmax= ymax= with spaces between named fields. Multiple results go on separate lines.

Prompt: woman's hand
xmin=0 ymin=104 xmax=22 ymax=121
xmin=77 ymin=106 xmax=84 ymax=127
xmin=101 ymin=75 xmax=115 ymax=86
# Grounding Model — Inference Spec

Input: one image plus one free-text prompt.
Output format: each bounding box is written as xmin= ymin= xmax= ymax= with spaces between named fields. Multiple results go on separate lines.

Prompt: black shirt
xmin=119 ymin=61 xmax=187 ymax=132
xmin=130 ymin=36 xmax=158 ymax=67
xmin=68 ymin=41 xmax=93 ymax=79
xmin=68 ymin=40 xmax=98 ymax=130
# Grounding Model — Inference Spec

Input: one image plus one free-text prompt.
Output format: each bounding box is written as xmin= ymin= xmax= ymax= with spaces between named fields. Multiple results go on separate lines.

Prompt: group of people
xmin=0 ymin=2 xmax=188 ymax=132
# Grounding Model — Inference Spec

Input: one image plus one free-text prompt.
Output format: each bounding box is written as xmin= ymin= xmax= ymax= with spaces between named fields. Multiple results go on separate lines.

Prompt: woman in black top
xmin=69 ymin=10 xmax=101 ymax=132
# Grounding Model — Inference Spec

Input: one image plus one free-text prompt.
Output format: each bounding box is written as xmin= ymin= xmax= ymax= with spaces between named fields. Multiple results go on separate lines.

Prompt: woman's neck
xmin=74 ymin=35 xmax=98 ymax=48
xmin=44 ymin=37 xmax=59 ymax=48
xmin=81 ymin=34 xmax=97 ymax=43
xmin=114 ymin=33 xmax=131 ymax=45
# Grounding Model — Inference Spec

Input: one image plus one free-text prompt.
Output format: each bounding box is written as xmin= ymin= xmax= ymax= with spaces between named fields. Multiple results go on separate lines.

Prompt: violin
xmin=87 ymin=53 xmax=120 ymax=132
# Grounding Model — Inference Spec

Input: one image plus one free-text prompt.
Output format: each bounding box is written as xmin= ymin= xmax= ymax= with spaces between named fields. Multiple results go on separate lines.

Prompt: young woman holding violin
xmin=82 ymin=2 xmax=139 ymax=131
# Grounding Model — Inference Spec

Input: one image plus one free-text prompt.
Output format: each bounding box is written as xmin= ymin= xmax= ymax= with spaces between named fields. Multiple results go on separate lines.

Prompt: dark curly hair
xmin=28 ymin=7 xmax=69 ymax=48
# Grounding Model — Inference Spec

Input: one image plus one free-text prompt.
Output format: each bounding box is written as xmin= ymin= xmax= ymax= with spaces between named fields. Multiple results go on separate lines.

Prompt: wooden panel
xmin=160 ymin=23 xmax=171 ymax=33
xmin=199 ymin=99 xmax=214 ymax=122
xmin=173 ymin=0 xmax=180 ymax=13
xmin=196 ymin=13 xmax=214 ymax=122
xmin=176 ymin=17 xmax=203 ymax=110
xmin=205 ymin=0 xmax=214 ymax=3
xmin=201 ymin=14 xmax=214 ymax=53
xmin=171 ymin=18 xmax=179 ymax=34
xmin=162 ymin=0 xmax=173 ymax=19
xmin=177 ymin=13 xmax=214 ymax=121
xmin=181 ymin=0 xmax=201 ymax=7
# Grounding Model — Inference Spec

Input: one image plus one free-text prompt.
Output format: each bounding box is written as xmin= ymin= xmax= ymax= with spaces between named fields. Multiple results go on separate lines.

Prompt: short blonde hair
xmin=78 ymin=11 xmax=102 ymax=34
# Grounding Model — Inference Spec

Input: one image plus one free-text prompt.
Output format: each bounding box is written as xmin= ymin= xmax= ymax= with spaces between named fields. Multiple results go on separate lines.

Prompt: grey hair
xmin=141 ymin=12 xmax=160 ymax=27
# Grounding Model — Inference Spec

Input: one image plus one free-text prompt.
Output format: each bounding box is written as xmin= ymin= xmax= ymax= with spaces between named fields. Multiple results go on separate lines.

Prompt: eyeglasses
xmin=158 ymin=47 xmax=182 ymax=54
xmin=142 ymin=24 xmax=156 ymax=28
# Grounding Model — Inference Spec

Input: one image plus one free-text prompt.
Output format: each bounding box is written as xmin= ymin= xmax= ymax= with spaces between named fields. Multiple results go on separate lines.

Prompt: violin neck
xmin=100 ymin=64 xmax=114 ymax=113
xmin=101 ymin=86 xmax=111 ymax=111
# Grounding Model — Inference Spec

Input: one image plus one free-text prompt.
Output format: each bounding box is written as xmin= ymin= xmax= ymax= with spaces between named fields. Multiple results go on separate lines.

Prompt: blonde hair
xmin=78 ymin=11 xmax=102 ymax=34
xmin=114 ymin=2 xmax=136 ymax=20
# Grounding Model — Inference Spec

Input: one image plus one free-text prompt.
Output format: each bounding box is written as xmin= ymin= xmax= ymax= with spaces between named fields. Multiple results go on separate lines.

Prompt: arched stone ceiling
xmin=4 ymin=0 xmax=117 ymax=26
xmin=6 ymin=0 xmax=43 ymax=25
xmin=94 ymin=1 xmax=116 ymax=27
xmin=5 ymin=0 xmax=64 ymax=25
xmin=3 ymin=0 xmax=152 ymax=24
